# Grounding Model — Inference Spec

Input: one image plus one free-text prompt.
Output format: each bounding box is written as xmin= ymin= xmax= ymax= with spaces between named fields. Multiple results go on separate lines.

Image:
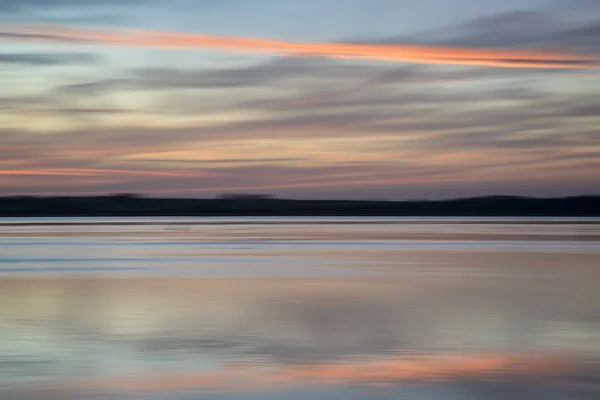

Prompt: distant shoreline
xmin=1 ymin=195 xmax=598 ymax=217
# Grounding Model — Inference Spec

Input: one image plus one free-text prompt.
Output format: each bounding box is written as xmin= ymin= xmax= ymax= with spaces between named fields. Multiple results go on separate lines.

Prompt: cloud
xmin=54 ymin=58 xmax=389 ymax=100
xmin=0 ymin=168 xmax=206 ymax=178
xmin=134 ymin=58 xmax=336 ymax=89
xmin=1 ymin=25 xmax=598 ymax=69
xmin=554 ymin=0 xmax=600 ymax=11
xmin=136 ymin=157 xmax=306 ymax=165
xmin=0 ymin=0 xmax=150 ymax=14
xmin=55 ymin=58 xmax=549 ymax=113
xmin=2 ymin=119 xmax=597 ymax=197
xmin=428 ymin=10 xmax=600 ymax=54
xmin=0 ymin=52 xmax=98 ymax=66
xmin=366 ymin=8 xmax=599 ymax=63
xmin=0 ymin=0 xmax=153 ymax=24
xmin=447 ymin=11 xmax=561 ymax=48
xmin=1 ymin=27 xmax=598 ymax=199
xmin=3 ymin=61 xmax=597 ymax=161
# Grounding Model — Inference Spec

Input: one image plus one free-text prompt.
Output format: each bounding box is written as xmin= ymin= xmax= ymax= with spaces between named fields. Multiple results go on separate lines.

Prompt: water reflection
xmin=0 ymin=218 xmax=599 ymax=399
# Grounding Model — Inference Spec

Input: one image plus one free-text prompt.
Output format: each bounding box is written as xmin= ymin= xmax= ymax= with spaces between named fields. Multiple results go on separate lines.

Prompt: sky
xmin=0 ymin=0 xmax=599 ymax=199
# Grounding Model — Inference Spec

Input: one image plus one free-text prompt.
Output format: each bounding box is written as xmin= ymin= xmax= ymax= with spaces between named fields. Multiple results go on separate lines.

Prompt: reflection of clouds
xmin=1 ymin=276 xmax=599 ymax=391
xmin=255 ymin=295 xmax=405 ymax=358
xmin=56 ymin=353 xmax=571 ymax=395
xmin=1 ymin=277 xmax=599 ymax=351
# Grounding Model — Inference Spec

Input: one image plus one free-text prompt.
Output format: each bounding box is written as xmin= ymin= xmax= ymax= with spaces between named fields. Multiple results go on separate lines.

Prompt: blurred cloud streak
xmin=50 ymin=353 xmax=570 ymax=394
xmin=0 ymin=168 xmax=206 ymax=177
xmin=1 ymin=25 xmax=598 ymax=69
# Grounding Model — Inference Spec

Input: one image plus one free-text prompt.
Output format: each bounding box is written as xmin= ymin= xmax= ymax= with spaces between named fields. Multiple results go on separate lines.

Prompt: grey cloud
xmin=357 ymin=64 xmax=528 ymax=86
xmin=51 ymin=56 xmax=551 ymax=103
xmin=0 ymin=0 xmax=258 ymax=21
xmin=560 ymin=21 xmax=600 ymax=52
xmin=2 ymin=105 xmax=598 ymax=197
xmin=491 ymin=58 xmax=597 ymax=67
xmin=58 ymin=79 xmax=129 ymax=94
xmin=133 ymin=57 xmax=377 ymax=90
xmin=5 ymin=104 xmax=589 ymax=165
xmin=39 ymin=70 xmax=597 ymax=151
xmin=6 ymin=47 xmax=596 ymax=178
xmin=0 ymin=94 xmax=128 ymax=124
xmin=553 ymin=0 xmax=600 ymax=11
xmin=244 ymin=81 xmax=555 ymax=115
xmin=375 ymin=105 xmax=560 ymax=134
xmin=136 ymin=157 xmax=306 ymax=165
xmin=134 ymin=66 xmax=278 ymax=89
xmin=354 ymin=11 xmax=557 ymax=49
xmin=0 ymin=162 xmax=456 ymax=195
xmin=0 ymin=31 xmax=87 ymax=43
xmin=56 ymin=57 xmax=417 ymax=97
xmin=0 ymin=0 xmax=151 ymax=13
xmin=0 ymin=52 xmax=99 ymax=66
xmin=52 ymin=59 xmax=555 ymax=124
xmin=542 ymin=93 xmax=600 ymax=118
xmin=563 ymin=104 xmax=600 ymax=117
xmin=2 ymin=146 xmax=597 ymax=198
xmin=371 ymin=8 xmax=600 ymax=55
xmin=214 ymin=111 xmax=387 ymax=135
xmin=37 ymin=13 xmax=128 ymax=25
xmin=421 ymin=129 xmax=574 ymax=151
xmin=452 ymin=11 xmax=560 ymax=48
xmin=0 ymin=0 xmax=155 ymax=24
xmin=56 ymin=106 xmax=129 ymax=114
xmin=49 ymin=58 xmax=325 ymax=96
xmin=454 ymin=12 xmax=600 ymax=53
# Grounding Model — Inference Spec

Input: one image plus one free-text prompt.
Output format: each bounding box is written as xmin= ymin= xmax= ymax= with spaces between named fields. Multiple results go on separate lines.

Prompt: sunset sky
xmin=1 ymin=0 xmax=599 ymax=199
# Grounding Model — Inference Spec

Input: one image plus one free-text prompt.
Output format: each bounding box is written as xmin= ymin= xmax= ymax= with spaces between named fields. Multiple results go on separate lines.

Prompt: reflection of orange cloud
xmin=54 ymin=353 xmax=569 ymax=395
xmin=2 ymin=25 xmax=599 ymax=69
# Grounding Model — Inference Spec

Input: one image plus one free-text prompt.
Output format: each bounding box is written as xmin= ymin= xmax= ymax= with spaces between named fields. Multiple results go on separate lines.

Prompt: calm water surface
xmin=1 ymin=217 xmax=599 ymax=399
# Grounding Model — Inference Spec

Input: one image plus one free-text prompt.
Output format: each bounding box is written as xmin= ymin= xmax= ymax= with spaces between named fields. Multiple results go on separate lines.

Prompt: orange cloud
xmin=2 ymin=25 xmax=598 ymax=69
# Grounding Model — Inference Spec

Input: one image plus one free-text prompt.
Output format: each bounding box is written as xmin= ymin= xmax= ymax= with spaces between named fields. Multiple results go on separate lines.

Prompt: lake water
xmin=1 ymin=217 xmax=599 ymax=399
